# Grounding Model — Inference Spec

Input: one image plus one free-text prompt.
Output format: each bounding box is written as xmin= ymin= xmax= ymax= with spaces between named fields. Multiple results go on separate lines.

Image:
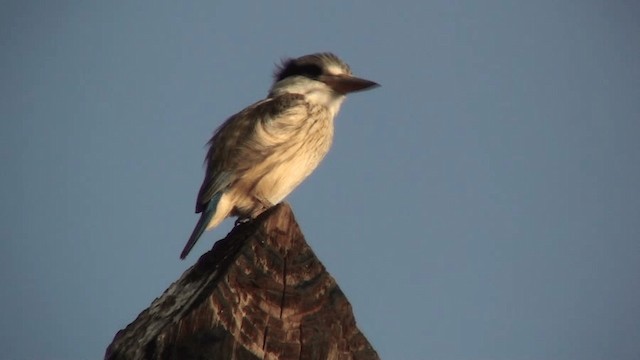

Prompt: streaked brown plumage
xmin=181 ymin=53 xmax=378 ymax=259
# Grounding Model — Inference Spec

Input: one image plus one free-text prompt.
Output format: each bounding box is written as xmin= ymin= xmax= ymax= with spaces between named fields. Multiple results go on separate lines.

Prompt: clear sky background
xmin=2 ymin=1 xmax=639 ymax=359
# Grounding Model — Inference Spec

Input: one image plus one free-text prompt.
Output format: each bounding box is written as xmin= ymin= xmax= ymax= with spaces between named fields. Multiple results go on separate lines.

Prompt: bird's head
xmin=269 ymin=53 xmax=379 ymax=115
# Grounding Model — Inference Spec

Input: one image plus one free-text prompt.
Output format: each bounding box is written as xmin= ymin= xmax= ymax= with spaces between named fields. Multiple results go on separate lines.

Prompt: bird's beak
xmin=319 ymin=74 xmax=380 ymax=94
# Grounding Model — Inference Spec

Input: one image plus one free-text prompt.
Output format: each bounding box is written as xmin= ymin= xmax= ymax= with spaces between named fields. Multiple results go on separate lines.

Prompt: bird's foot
xmin=234 ymin=216 xmax=253 ymax=227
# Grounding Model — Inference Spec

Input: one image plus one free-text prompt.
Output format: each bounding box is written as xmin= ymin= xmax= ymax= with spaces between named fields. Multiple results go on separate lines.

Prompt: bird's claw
xmin=234 ymin=217 xmax=252 ymax=227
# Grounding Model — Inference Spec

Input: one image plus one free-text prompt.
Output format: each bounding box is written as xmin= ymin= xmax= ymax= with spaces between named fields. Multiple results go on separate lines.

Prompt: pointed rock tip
xmin=256 ymin=202 xmax=296 ymax=223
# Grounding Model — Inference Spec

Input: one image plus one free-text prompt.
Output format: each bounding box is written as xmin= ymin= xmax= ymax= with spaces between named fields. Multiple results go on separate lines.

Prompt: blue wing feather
xmin=196 ymin=170 xmax=231 ymax=213
xmin=180 ymin=191 xmax=222 ymax=259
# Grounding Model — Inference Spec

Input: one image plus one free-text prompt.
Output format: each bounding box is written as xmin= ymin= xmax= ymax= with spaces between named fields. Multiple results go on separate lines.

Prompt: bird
xmin=180 ymin=52 xmax=379 ymax=259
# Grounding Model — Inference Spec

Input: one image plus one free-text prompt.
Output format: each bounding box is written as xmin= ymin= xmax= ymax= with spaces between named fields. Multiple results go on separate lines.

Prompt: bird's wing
xmin=195 ymin=93 xmax=308 ymax=213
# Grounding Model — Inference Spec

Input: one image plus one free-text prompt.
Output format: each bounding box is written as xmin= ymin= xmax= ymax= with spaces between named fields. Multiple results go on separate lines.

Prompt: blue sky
xmin=2 ymin=1 xmax=639 ymax=359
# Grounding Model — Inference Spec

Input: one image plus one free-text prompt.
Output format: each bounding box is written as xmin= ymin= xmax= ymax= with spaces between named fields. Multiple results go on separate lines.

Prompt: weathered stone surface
xmin=105 ymin=203 xmax=379 ymax=360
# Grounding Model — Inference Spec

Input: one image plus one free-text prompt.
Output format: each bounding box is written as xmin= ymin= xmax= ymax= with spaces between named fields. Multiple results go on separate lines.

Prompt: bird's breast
xmin=248 ymin=107 xmax=334 ymax=204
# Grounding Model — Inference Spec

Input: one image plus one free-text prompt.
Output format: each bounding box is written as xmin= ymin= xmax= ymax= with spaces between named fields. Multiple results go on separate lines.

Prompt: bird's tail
xmin=180 ymin=192 xmax=222 ymax=259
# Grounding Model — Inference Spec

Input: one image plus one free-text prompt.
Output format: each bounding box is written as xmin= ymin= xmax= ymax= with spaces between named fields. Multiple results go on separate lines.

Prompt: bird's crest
xmin=273 ymin=53 xmax=351 ymax=82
